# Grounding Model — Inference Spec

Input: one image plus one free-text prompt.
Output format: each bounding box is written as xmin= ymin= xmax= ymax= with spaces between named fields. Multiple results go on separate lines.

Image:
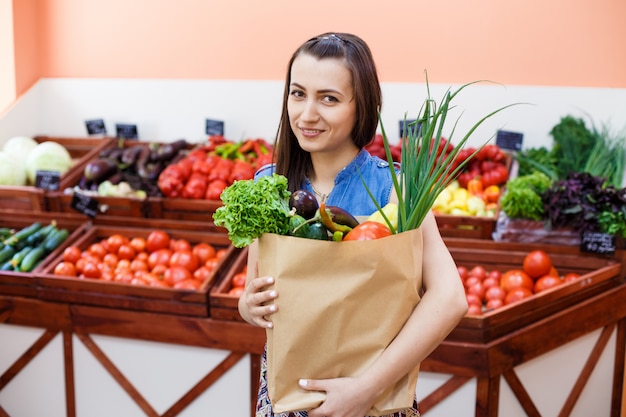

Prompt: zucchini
xmin=0 ymin=227 xmax=13 ymax=239
xmin=43 ymin=229 xmax=70 ymax=252
xmin=0 ymin=261 xmax=14 ymax=271
xmin=10 ymin=246 xmax=33 ymax=269
xmin=19 ymin=246 xmax=46 ymax=272
xmin=0 ymin=245 xmax=16 ymax=264
xmin=25 ymin=223 xmax=57 ymax=246
xmin=5 ymin=222 xmax=43 ymax=246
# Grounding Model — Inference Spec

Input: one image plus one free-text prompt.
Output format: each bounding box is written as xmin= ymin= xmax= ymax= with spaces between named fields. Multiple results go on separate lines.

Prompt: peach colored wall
xmin=14 ymin=0 xmax=626 ymax=99
xmin=12 ymin=0 xmax=40 ymax=101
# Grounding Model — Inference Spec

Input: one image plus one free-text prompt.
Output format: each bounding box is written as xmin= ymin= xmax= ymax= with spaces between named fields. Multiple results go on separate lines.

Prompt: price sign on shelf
xmin=71 ymin=193 xmax=99 ymax=218
xmin=115 ymin=123 xmax=139 ymax=140
xmin=35 ymin=170 xmax=61 ymax=191
xmin=85 ymin=119 xmax=107 ymax=135
xmin=398 ymin=119 xmax=419 ymax=138
xmin=496 ymin=130 xmax=524 ymax=151
xmin=205 ymin=118 xmax=224 ymax=136
xmin=580 ymin=231 xmax=615 ymax=255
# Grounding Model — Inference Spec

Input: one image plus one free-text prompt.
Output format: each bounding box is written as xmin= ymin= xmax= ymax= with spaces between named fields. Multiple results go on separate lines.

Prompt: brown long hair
xmin=273 ymin=32 xmax=382 ymax=192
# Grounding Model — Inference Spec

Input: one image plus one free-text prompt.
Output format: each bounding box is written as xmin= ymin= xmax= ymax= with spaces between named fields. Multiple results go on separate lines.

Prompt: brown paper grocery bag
xmin=258 ymin=227 xmax=423 ymax=415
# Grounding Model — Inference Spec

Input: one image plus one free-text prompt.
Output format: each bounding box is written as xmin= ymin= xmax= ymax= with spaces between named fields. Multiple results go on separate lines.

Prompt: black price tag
xmin=35 ymin=170 xmax=61 ymax=191
xmin=580 ymin=231 xmax=615 ymax=255
xmin=115 ymin=123 xmax=139 ymax=139
xmin=496 ymin=130 xmax=524 ymax=151
xmin=85 ymin=119 xmax=107 ymax=135
xmin=399 ymin=119 xmax=420 ymax=138
xmin=205 ymin=119 xmax=224 ymax=136
xmin=71 ymin=193 xmax=99 ymax=218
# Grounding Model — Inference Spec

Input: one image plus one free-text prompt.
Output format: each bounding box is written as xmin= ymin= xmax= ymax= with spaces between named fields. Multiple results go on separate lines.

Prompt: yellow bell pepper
xmin=367 ymin=203 xmax=398 ymax=231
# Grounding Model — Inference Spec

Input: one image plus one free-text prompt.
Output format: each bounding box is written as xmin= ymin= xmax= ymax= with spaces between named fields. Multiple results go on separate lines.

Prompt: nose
xmin=300 ymin=99 xmax=319 ymax=122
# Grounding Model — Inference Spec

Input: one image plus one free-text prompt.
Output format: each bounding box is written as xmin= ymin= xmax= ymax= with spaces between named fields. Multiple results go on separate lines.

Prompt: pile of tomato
xmin=53 ymin=230 xmax=228 ymax=290
xmin=460 ymin=249 xmax=582 ymax=315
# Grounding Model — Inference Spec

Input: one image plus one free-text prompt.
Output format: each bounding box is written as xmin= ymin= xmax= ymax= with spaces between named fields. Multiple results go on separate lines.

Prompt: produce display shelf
xmin=210 ymin=246 xmax=248 ymax=321
xmin=0 ymin=136 xmax=114 ymax=212
xmin=35 ymin=224 xmax=241 ymax=317
xmin=444 ymin=237 xmax=625 ymax=344
xmin=0 ymin=212 xmax=89 ymax=298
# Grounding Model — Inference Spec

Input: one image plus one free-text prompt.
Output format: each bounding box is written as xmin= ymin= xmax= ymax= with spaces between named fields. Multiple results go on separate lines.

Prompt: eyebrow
xmin=290 ymin=82 xmax=345 ymax=97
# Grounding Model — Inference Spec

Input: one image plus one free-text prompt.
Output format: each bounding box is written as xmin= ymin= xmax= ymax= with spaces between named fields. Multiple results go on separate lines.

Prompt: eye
xmin=289 ymin=89 xmax=305 ymax=99
xmin=322 ymin=95 xmax=339 ymax=104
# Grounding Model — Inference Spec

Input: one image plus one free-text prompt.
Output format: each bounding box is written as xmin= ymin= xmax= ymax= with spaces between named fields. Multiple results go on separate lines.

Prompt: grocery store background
xmin=1 ymin=0 xmax=625 ymax=147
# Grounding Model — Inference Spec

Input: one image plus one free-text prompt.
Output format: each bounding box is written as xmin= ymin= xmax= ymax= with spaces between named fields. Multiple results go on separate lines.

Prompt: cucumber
xmin=10 ymin=246 xmax=33 ymax=269
xmin=25 ymin=223 xmax=58 ymax=246
xmin=43 ymin=229 xmax=70 ymax=252
xmin=0 ymin=261 xmax=14 ymax=271
xmin=0 ymin=227 xmax=13 ymax=239
xmin=0 ymin=245 xmax=16 ymax=264
xmin=19 ymin=246 xmax=46 ymax=272
xmin=5 ymin=222 xmax=43 ymax=246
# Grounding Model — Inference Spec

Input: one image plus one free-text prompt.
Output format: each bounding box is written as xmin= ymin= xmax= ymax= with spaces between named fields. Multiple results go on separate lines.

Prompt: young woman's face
xmin=287 ymin=53 xmax=357 ymax=156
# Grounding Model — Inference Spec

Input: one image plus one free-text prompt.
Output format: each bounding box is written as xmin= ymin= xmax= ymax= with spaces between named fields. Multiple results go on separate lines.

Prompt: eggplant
xmin=120 ymin=145 xmax=144 ymax=165
xmin=83 ymin=158 xmax=119 ymax=183
xmin=154 ymin=139 xmax=188 ymax=162
xmin=137 ymin=161 xmax=163 ymax=180
xmin=99 ymin=146 xmax=125 ymax=162
xmin=289 ymin=189 xmax=319 ymax=219
xmin=325 ymin=205 xmax=359 ymax=229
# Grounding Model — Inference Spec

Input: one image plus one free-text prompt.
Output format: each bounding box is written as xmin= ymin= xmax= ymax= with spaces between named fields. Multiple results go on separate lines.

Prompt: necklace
xmin=310 ymin=182 xmax=330 ymax=203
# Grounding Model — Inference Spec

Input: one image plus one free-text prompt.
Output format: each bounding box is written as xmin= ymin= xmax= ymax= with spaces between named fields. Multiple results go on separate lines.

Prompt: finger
xmin=298 ymin=378 xmax=325 ymax=392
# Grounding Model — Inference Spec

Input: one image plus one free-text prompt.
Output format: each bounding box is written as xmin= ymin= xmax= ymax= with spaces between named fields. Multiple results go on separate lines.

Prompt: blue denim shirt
xmin=255 ymin=149 xmax=397 ymax=217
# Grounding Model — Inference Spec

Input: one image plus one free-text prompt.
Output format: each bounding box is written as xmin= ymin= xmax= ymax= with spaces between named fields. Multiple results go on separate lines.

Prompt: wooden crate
xmin=0 ymin=212 xmax=88 ymax=297
xmin=0 ymin=136 xmax=114 ymax=212
xmin=444 ymin=237 xmax=624 ymax=343
xmin=209 ymin=247 xmax=248 ymax=321
xmin=35 ymin=224 xmax=239 ymax=316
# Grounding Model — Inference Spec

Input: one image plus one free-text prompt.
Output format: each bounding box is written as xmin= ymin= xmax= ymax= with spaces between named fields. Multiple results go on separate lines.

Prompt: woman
xmin=239 ymin=32 xmax=467 ymax=417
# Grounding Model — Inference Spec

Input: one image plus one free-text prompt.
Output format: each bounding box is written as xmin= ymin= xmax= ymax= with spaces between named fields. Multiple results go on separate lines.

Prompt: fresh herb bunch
xmin=369 ymin=76 xmax=518 ymax=233
xmin=549 ymin=115 xmax=598 ymax=178
xmin=514 ymin=147 xmax=558 ymax=179
xmin=500 ymin=172 xmax=552 ymax=220
xmin=212 ymin=174 xmax=292 ymax=248
xmin=583 ymin=122 xmax=626 ymax=188
xmin=542 ymin=172 xmax=626 ymax=235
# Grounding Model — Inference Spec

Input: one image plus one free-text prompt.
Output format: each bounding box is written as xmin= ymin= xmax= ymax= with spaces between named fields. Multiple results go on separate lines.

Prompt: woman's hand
xmin=298 ymin=377 xmax=375 ymax=417
xmin=238 ymin=275 xmax=278 ymax=328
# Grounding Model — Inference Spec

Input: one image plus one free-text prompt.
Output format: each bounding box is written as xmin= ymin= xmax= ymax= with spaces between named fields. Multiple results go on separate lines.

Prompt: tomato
xmin=564 ymin=272 xmax=581 ymax=283
xmin=482 ymin=277 xmax=499 ymax=288
xmin=82 ymin=262 xmax=101 ymax=279
xmin=466 ymin=303 xmax=483 ymax=315
xmin=106 ymin=234 xmax=129 ymax=254
xmin=523 ymin=250 xmax=553 ymax=279
xmin=232 ymin=272 xmax=247 ymax=288
xmin=464 ymin=276 xmax=481 ymax=289
xmin=74 ymin=258 xmax=88 ymax=274
xmin=62 ymin=246 xmax=82 ymax=264
xmin=163 ymin=266 xmax=193 ymax=286
xmin=146 ymin=230 xmax=171 ymax=253
xmin=548 ymin=266 xmax=559 ymax=277
xmin=117 ymin=244 xmax=137 ymax=261
xmin=54 ymin=261 xmax=77 ymax=277
xmin=469 ymin=265 xmax=487 ymax=280
xmin=215 ymin=249 xmax=228 ymax=260
xmin=485 ymin=298 xmax=504 ymax=311
xmin=151 ymin=263 xmax=167 ymax=278
xmin=343 ymin=221 xmax=392 ymax=241
xmin=192 ymin=243 xmax=217 ymax=265
xmin=466 ymin=282 xmax=486 ymax=300
xmin=148 ymin=248 xmax=173 ymax=270
xmin=170 ymin=238 xmax=192 ymax=253
xmin=504 ymin=287 xmax=533 ymax=305
xmin=467 ymin=178 xmax=483 ymax=195
xmin=534 ymin=274 xmax=563 ymax=293
xmin=129 ymin=237 xmax=147 ymax=253
xmin=205 ymin=258 xmax=219 ymax=271
xmin=484 ymin=285 xmax=506 ymax=301
xmin=129 ymin=259 xmax=149 ymax=272
xmin=500 ymin=269 xmax=534 ymax=292
xmin=169 ymin=250 xmax=199 ymax=271
xmin=466 ymin=293 xmax=482 ymax=306
xmin=102 ymin=252 xmax=119 ymax=268
xmin=193 ymin=266 xmax=214 ymax=282
xmin=142 ymin=272 xmax=168 ymax=288
xmin=88 ymin=243 xmax=107 ymax=260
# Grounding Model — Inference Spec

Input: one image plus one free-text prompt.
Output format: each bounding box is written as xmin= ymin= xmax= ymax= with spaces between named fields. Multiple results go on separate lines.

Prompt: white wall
xmin=2 ymin=78 xmax=625 ymax=151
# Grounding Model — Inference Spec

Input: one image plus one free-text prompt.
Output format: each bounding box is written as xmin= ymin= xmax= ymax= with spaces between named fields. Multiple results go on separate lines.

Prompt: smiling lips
xmin=299 ymin=127 xmax=324 ymax=137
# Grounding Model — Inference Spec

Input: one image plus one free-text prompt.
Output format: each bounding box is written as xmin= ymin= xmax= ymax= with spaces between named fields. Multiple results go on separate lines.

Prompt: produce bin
xmin=36 ymin=224 xmax=240 ymax=316
xmin=444 ymin=237 xmax=624 ymax=343
xmin=0 ymin=136 xmax=114 ymax=212
xmin=0 ymin=212 xmax=88 ymax=297
xmin=435 ymin=213 xmax=497 ymax=239
xmin=209 ymin=247 xmax=248 ymax=321
xmin=148 ymin=197 xmax=223 ymax=222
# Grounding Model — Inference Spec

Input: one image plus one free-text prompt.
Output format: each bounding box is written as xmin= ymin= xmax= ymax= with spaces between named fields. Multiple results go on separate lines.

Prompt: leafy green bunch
xmin=368 ymin=76 xmax=518 ymax=233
